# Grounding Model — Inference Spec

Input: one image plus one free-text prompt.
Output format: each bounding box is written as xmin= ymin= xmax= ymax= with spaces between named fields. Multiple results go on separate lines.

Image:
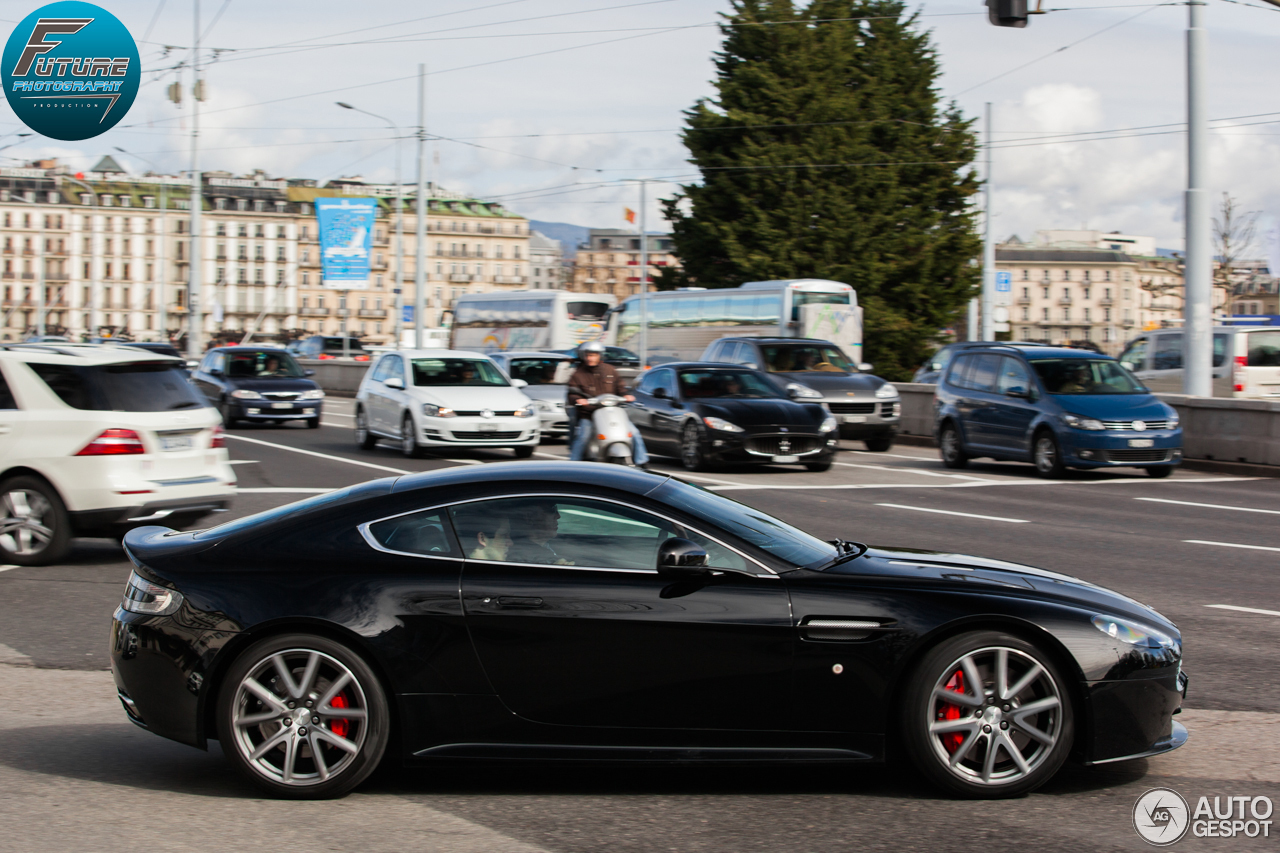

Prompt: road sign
xmin=994 ymin=271 xmax=1012 ymax=306
xmin=402 ymin=305 xmax=413 ymax=323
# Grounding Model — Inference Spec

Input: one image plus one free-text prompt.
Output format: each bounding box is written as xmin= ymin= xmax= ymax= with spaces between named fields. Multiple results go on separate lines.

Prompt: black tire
xmin=864 ymin=437 xmax=894 ymax=452
xmin=939 ymin=422 xmax=969 ymax=469
xmin=902 ymin=630 xmax=1074 ymax=799
xmin=512 ymin=446 xmax=535 ymax=459
xmin=215 ymin=633 xmax=390 ymax=799
xmin=1146 ymin=465 xmax=1175 ymax=478
xmin=307 ymin=417 xmax=321 ymax=429
xmin=0 ymin=475 xmax=71 ymax=566
xmin=1032 ymin=429 xmax=1067 ymax=479
xmin=804 ymin=460 xmax=833 ymax=472
xmin=680 ymin=421 xmax=710 ymax=472
xmin=400 ymin=413 xmax=422 ymax=458
xmin=220 ymin=401 xmax=238 ymax=429
xmin=354 ymin=407 xmax=377 ymax=449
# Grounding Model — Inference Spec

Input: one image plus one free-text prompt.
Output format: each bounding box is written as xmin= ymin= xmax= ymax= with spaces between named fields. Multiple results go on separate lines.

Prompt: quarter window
xmin=367 ymin=509 xmax=458 ymax=557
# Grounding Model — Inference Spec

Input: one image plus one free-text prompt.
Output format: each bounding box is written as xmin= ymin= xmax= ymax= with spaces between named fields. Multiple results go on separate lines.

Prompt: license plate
xmin=270 ymin=402 xmax=293 ymax=410
xmin=844 ymin=415 xmax=867 ymax=423
xmin=772 ymin=455 xmax=800 ymax=463
xmin=1129 ymin=439 xmax=1155 ymax=448
xmin=478 ymin=422 xmax=498 ymax=432
xmin=159 ymin=435 xmax=194 ymax=452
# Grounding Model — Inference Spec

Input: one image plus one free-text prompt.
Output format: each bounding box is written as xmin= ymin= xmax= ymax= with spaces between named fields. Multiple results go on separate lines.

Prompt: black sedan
xmin=191 ymin=347 xmax=325 ymax=428
xmin=631 ymin=363 xmax=838 ymax=471
xmin=111 ymin=462 xmax=1187 ymax=800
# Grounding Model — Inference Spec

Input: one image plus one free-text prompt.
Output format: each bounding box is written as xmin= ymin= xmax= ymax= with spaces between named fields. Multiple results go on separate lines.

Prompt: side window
xmin=660 ymin=369 xmax=679 ymax=398
xmin=211 ymin=353 xmax=226 ymax=374
xmin=1118 ymin=338 xmax=1147 ymax=373
xmin=967 ymin=354 xmax=1001 ymax=392
xmin=636 ymin=369 xmax=664 ymax=395
xmin=0 ymin=365 xmax=16 ymax=409
xmin=1152 ymin=335 xmax=1183 ymax=370
xmin=449 ymin=496 xmax=749 ymax=572
xmin=1247 ymin=331 xmax=1280 ymax=367
xmin=736 ymin=344 xmax=760 ymax=368
xmin=996 ymin=357 xmax=1032 ymax=396
xmin=946 ymin=354 xmax=976 ymax=389
xmin=385 ymin=356 xmax=404 ymax=381
xmin=371 ymin=356 xmax=392 ymax=382
xmin=366 ymin=509 xmax=458 ymax=557
xmin=705 ymin=341 xmax=725 ymax=362
xmin=1213 ymin=334 xmax=1228 ymax=368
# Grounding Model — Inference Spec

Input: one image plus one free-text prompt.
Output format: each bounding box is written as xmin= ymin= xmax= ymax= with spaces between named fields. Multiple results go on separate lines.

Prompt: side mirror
xmin=858 ymin=363 xmax=874 ymax=372
xmin=652 ymin=387 xmax=668 ymax=399
xmin=1005 ymin=386 xmax=1028 ymax=398
xmin=384 ymin=377 xmax=405 ymax=390
xmin=303 ymin=369 xmax=315 ymax=377
xmin=742 ymin=361 xmax=759 ymax=370
xmin=511 ymin=378 xmax=528 ymax=388
xmin=786 ymin=386 xmax=800 ymax=399
xmin=657 ymin=537 xmax=709 ymax=578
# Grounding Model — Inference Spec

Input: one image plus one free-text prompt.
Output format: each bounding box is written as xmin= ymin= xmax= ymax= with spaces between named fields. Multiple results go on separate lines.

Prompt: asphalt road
xmin=1 ymin=397 xmax=1277 ymax=851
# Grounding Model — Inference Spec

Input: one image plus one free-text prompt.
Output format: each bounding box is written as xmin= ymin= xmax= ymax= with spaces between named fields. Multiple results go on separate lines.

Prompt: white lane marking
xmin=845 ymin=449 xmax=938 ymax=460
xmin=1184 ymin=539 xmax=1280 ymax=553
xmin=0 ymin=565 xmax=19 ymax=573
xmin=228 ymin=459 xmax=259 ymax=465
xmin=324 ymin=411 xmax=356 ymax=418
xmin=237 ymin=487 xmax=336 ymax=494
xmin=832 ymin=461 xmax=995 ymax=481
xmin=1205 ymin=604 xmax=1280 ymax=617
xmin=875 ymin=503 xmax=1030 ymax=523
xmin=708 ymin=477 xmax=1257 ymax=492
xmin=1137 ymin=497 xmax=1280 ymax=515
xmin=225 ymin=434 xmax=412 ymax=475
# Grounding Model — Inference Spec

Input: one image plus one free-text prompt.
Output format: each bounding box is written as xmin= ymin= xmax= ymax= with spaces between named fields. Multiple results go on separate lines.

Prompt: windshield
xmin=677 ymin=369 xmax=782 ymax=399
xmin=761 ymin=344 xmax=855 ymax=373
xmin=321 ymin=337 xmax=365 ymax=352
xmin=29 ymin=361 xmax=207 ymax=411
xmin=653 ymin=479 xmax=837 ymax=568
xmin=507 ymin=357 xmax=568 ymax=385
xmin=411 ymin=358 xmax=508 ymax=387
xmin=567 ymin=301 xmax=609 ymax=320
xmin=1030 ymin=358 xmax=1146 ymax=395
xmin=791 ymin=290 xmax=850 ymax=320
xmin=226 ymin=350 xmax=304 ymax=378
xmin=605 ymin=347 xmax=639 ymax=365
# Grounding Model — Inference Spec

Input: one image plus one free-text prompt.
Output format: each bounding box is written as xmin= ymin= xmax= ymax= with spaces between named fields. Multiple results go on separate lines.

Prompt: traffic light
xmin=986 ymin=0 xmax=1028 ymax=27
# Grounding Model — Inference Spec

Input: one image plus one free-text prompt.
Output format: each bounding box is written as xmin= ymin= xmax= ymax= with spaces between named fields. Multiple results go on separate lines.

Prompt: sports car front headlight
xmin=230 ymin=389 xmax=261 ymax=400
xmin=1063 ymin=413 xmax=1105 ymax=431
xmin=301 ymin=389 xmax=325 ymax=400
xmin=819 ymin=416 xmax=838 ymax=432
xmin=422 ymin=404 xmax=456 ymax=418
xmin=703 ymin=416 xmax=744 ymax=433
xmin=874 ymin=384 xmax=899 ymax=399
xmin=120 ymin=570 xmax=184 ymax=617
xmin=785 ymin=383 xmax=824 ymax=399
xmin=513 ymin=406 xmax=538 ymax=418
xmin=1092 ymin=615 xmax=1178 ymax=650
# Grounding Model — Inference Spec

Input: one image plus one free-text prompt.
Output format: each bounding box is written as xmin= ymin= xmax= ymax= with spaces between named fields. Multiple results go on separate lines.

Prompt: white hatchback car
xmin=0 ymin=343 xmax=235 ymax=565
xmin=354 ymin=349 xmax=540 ymax=458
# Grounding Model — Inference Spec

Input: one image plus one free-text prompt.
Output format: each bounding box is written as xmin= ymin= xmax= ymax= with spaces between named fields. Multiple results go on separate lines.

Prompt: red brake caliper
xmin=937 ymin=670 xmax=965 ymax=753
xmin=330 ymin=693 xmax=351 ymax=738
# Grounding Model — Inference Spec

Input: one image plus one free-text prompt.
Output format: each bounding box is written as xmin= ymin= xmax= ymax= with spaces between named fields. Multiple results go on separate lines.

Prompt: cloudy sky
xmin=1 ymin=0 xmax=1278 ymax=251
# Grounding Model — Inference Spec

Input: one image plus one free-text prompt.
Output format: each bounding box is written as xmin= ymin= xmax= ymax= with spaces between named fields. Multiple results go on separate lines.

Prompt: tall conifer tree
xmin=661 ymin=0 xmax=980 ymax=378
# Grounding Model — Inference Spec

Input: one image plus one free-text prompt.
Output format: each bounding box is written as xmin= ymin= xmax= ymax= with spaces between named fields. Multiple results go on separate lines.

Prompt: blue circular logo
xmin=2 ymin=2 xmax=139 ymax=141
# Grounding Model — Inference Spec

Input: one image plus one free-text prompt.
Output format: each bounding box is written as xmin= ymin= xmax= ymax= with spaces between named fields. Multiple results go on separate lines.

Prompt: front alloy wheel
xmin=904 ymin=632 xmax=1073 ymax=798
xmin=401 ymin=413 xmax=422 ymax=458
xmin=1033 ymin=431 xmax=1066 ymax=479
xmin=939 ymin=424 xmax=968 ymax=469
xmin=217 ymin=634 xmax=389 ymax=799
xmin=680 ymin=422 xmax=708 ymax=471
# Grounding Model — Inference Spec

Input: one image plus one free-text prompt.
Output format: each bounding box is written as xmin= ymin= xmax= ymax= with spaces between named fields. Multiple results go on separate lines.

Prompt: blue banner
xmin=402 ymin=304 xmax=414 ymax=323
xmin=316 ymin=197 xmax=376 ymax=290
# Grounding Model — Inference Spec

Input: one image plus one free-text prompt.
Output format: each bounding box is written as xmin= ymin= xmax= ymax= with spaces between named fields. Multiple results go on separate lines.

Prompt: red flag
xmin=624 ymin=207 xmax=636 ymax=224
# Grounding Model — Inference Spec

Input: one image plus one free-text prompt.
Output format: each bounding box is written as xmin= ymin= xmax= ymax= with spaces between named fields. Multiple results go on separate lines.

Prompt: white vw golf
xmin=354 ymin=349 xmax=540 ymax=458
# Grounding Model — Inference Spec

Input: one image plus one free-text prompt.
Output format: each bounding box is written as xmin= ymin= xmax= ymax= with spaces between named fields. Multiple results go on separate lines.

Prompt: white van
xmin=1117 ymin=325 xmax=1280 ymax=397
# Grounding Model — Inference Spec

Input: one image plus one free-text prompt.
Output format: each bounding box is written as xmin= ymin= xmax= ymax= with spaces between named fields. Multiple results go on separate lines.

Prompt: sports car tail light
xmin=76 ymin=429 xmax=145 ymax=456
xmin=120 ymin=569 xmax=184 ymax=617
xmin=209 ymin=424 xmax=227 ymax=449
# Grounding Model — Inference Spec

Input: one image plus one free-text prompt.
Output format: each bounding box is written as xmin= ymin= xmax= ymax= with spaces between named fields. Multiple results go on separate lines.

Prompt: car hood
xmin=227 ymin=377 xmax=320 ymax=392
xmin=831 ymin=546 xmax=1176 ymax=632
xmin=519 ymin=384 xmax=567 ymax=403
xmin=695 ymin=398 xmax=825 ymax=429
xmin=772 ymin=371 xmax=886 ymax=396
xmin=409 ymin=385 xmax=533 ymax=408
xmin=1045 ymin=394 xmax=1171 ymax=421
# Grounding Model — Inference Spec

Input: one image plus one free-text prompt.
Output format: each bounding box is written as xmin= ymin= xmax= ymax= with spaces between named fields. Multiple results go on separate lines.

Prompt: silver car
xmin=487 ymin=351 xmax=574 ymax=441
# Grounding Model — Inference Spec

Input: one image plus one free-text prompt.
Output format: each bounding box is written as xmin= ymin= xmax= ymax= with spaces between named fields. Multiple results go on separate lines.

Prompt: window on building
xmin=1062 ymin=269 xmax=1070 ymax=280
xmin=1084 ymin=307 xmax=1091 ymax=321
xmin=1021 ymin=307 xmax=1029 ymax=321
xmin=302 ymin=271 xmax=309 ymax=286
xmin=1021 ymin=286 xmax=1029 ymax=299
xmin=1104 ymin=307 xmax=1112 ymax=321
xmin=1083 ymin=286 xmax=1090 ymax=299
xmin=1105 ymin=270 xmax=1113 ymax=282
xmin=1083 ymin=270 xmax=1091 ymax=281
xmin=1042 ymin=307 xmax=1050 ymax=321
xmin=1042 ymin=286 xmax=1049 ymax=299
xmin=216 ymin=223 xmax=227 ymax=237
xmin=277 ymin=225 xmax=287 ymax=238
xmin=236 ymin=199 xmax=248 ymax=212
xmin=215 ymin=198 xmax=227 ymax=210
xmin=1021 ymin=269 xmax=1029 ymax=280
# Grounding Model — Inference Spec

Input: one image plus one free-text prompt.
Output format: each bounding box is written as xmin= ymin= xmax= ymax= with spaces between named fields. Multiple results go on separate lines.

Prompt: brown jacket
xmin=566 ymin=362 xmax=629 ymax=408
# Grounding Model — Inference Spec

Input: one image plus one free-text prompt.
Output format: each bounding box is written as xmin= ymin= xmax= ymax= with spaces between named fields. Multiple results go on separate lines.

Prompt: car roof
xmin=387 ymin=348 xmax=495 ymax=359
xmin=390 ymin=459 xmax=671 ymax=495
xmin=966 ymin=345 xmax=1108 ymax=359
xmin=491 ymin=351 xmax=571 ymax=359
xmin=718 ymin=337 xmax=834 ymax=345
xmin=210 ymin=345 xmax=291 ymax=353
xmin=655 ymin=362 xmax=760 ymax=371
xmin=0 ymin=342 xmax=180 ymax=364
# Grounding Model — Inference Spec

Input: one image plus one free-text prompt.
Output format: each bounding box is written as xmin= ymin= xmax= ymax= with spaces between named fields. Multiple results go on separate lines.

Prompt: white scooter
xmin=579 ymin=394 xmax=637 ymax=465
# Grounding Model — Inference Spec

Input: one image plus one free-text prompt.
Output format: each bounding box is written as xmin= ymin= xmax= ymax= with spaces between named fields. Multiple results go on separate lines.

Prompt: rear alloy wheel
xmin=0 ymin=476 xmax=70 ymax=566
xmin=220 ymin=402 xmax=238 ymax=429
xmin=355 ymin=408 xmax=377 ymax=449
xmin=1146 ymin=465 xmax=1175 ymax=478
xmin=939 ymin=423 xmax=969 ymax=469
xmin=864 ymin=437 xmax=894 ymax=452
xmin=680 ymin=422 xmax=709 ymax=471
xmin=903 ymin=631 xmax=1073 ymax=798
xmin=1033 ymin=430 xmax=1067 ymax=479
xmin=217 ymin=633 xmax=389 ymax=799
xmin=400 ymin=413 xmax=423 ymax=458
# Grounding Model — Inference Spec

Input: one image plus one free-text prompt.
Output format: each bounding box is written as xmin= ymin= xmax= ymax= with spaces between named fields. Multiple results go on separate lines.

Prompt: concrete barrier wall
xmin=299 ymin=359 xmax=369 ymax=396
xmin=892 ymin=383 xmax=937 ymax=439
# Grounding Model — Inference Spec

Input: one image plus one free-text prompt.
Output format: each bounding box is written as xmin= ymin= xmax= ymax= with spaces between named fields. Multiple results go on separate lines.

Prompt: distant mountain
xmin=529 ymin=221 xmax=592 ymax=258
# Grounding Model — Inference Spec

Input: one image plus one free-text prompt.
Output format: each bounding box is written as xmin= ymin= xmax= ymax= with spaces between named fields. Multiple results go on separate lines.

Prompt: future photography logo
xmin=2 ymin=1 xmax=140 ymax=140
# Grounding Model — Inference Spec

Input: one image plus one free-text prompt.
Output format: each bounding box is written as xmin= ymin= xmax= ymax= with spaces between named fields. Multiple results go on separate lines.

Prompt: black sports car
xmin=630 ymin=363 xmax=838 ymax=471
xmin=111 ymin=462 xmax=1187 ymax=800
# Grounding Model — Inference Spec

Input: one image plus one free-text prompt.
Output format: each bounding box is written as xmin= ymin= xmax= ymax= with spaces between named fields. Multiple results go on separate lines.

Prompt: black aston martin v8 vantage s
xmin=111 ymin=462 xmax=1187 ymax=800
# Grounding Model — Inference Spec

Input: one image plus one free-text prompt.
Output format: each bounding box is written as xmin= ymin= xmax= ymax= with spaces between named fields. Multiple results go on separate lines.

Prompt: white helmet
xmin=578 ymin=341 xmax=606 ymax=358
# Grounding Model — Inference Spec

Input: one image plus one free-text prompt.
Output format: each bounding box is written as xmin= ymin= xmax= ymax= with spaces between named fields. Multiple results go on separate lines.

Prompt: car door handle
xmin=495 ymin=596 xmax=544 ymax=609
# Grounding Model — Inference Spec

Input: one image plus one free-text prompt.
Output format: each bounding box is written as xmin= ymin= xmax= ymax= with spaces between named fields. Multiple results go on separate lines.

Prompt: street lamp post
xmin=337 ymin=102 xmax=403 ymax=349
xmin=114 ymin=147 xmax=169 ymax=343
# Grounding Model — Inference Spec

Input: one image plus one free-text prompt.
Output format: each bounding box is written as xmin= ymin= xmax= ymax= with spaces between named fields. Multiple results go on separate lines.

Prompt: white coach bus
xmin=448 ymin=291 xmax=616 ymax=353
xmin=614 ymin=279 xmax=863 ymax=364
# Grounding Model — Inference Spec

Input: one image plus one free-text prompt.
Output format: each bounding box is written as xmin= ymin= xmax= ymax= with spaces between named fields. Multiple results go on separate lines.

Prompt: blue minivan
xmin=934 ymin=345 xmax=1182 ymax=478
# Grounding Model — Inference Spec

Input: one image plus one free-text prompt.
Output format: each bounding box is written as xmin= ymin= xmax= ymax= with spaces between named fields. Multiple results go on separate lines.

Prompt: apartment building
xmin=529 ymin=230 xmax=564 ymax=290
xmin=569 ymin=229 xmax=680 ymax=300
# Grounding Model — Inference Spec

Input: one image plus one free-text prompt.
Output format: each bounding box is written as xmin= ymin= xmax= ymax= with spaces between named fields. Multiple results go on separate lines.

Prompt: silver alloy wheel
xmin=926 ymin=646 xmax=1063 ymax=787
xmin=681 ymin=423 xmax=702 ymax=469
xmin=229 ymin=648 xmax=369 ymax=788
xmin=1034 ymin=435 xmax=1057 ymax=473
xmin=355 ymin=410 xmax=369 ymax=445
xmin=941 ymin=428 xmax=961 ymax=463
xmin=0 ymin=489 xmax=54 ymax=556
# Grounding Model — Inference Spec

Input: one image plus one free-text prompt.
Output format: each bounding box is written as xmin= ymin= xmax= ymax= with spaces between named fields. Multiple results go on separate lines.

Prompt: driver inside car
xmin=505 ymin=502 xmax=574 ymax=566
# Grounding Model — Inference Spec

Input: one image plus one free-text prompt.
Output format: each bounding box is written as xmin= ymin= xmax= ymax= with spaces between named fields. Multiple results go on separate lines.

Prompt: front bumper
xmin=536 ymin=407 xmax=570 ymax=437
xmin=1081 ymin=666 xmax=1188 ymax=764
xmin=824 ymin=399 xmax=900 ymax=437
xmin=232 ymin=400 xmax=323 ymax=421
xmin=420 ymin=415 xmax=540 ymax=446
xmin=704 ymin=430 xmax=838 ymax=464
xmin=1063 ymin=428 xmax=1183 ymax=468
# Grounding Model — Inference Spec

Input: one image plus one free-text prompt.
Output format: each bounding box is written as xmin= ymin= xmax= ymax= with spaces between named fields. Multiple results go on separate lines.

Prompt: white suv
xmin=354 ymin=349 xmax=540 ymax=458
xmin=0 ymin=344 xmax=235 ymax=565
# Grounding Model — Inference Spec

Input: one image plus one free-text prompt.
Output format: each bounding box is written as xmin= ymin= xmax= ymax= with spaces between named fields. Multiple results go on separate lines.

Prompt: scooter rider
xmin=567 ymin=341 xmax=650 ymax=466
